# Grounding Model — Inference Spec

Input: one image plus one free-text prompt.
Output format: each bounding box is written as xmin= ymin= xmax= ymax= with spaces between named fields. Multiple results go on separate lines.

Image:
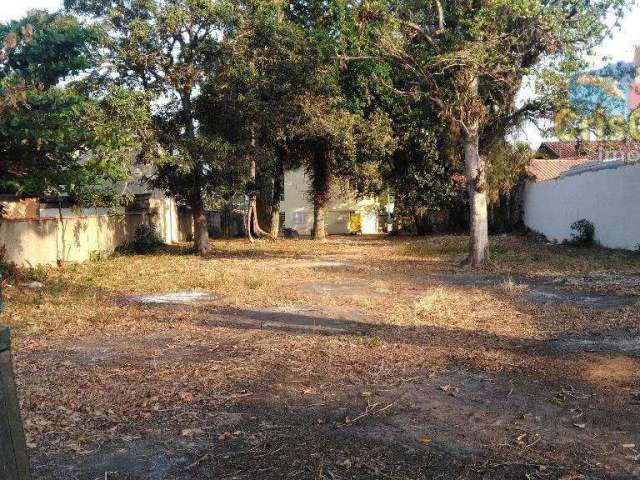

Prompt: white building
xmin=279 ymin=167 xmax=389 ymax=235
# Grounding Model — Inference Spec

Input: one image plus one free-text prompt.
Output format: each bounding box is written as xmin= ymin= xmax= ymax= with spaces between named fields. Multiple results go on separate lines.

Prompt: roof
xmin=537 ymin=141 xmax=640 ymax=160
xmin=526 ymin=158 xmax=593 ymax=181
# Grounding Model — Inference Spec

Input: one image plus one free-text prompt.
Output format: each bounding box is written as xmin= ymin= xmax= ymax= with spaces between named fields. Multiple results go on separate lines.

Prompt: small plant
xmin=500 ymin=276 xmax=529 ymax=294
xmin=130 ymin=224 xmax=163 ymax=254
xmin=569 ymin=219 xmax=595 ymax=247
xmin=24 ymin=263 xmax=48 ymax=282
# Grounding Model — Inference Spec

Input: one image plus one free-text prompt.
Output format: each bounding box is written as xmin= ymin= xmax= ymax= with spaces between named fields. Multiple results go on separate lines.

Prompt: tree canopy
xmin=0 ymin=10 xmax=150 ymax=207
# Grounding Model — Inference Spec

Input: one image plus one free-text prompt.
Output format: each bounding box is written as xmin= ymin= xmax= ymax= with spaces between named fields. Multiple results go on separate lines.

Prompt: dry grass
xmin=1 ymin=234 xmax=639 ymax=478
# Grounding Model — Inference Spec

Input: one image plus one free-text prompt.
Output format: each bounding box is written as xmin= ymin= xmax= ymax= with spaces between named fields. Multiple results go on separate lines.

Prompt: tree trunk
xmin=270 ymin=205 xmax=281 ymax=238
xmin=180 ymin=90 xmax=209 ymax=255
xmin=463 ymin=107 xmax=489 ymax=266
xmin=270 ymin=153 xmax=284 ymax=238
xmin=193 ymin=206 xmax=209 ymax=255
xmin=244 ymin=131 xmax=270 ymax=242
xmin=313 ymin=200 xmax=326 ymax=240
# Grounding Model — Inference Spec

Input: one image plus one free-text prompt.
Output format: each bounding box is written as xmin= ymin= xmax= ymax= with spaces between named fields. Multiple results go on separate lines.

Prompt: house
xmin=279 ymin=167 xmax=391 ymax=235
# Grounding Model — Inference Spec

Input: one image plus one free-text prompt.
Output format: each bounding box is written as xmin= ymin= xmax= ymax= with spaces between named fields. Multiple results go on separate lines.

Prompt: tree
xmin=0 ymin=10 xmax=150 ymax=207
xmin=196 ymin=0 xmax=312 ymax=240
xmin=65 ymin=0 xmax=233 ymax=254
xmin=363 ymin=0 xmax=631 ymax=266
xmin=285 ymin=0 xmax=395 ymax=240
xmin=384 ymin=108 xmax=460 ymax=234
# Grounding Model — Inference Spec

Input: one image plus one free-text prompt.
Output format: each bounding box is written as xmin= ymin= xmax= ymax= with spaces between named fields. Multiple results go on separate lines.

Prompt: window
xmin=293 ymin=211 xmax=309 ymax=226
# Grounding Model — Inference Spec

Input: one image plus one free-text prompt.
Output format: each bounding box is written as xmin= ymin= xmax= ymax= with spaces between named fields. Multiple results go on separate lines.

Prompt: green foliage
xmin=0 ymin=11 xmax=151 ymax=207
xmin=486 ymin=142 xmax=533 ymax=204
xmin=129 ymin=224 xmax=163 ymax=254
xmin=66 ymin=0 xmax=235 ymax=220
xmin=569 ymin=219 xmax=596 ymax=247
xmin=361 ymin=0 xmax=632 ymax=144
xmin=0 ymin=10 xmax=100 ymax=87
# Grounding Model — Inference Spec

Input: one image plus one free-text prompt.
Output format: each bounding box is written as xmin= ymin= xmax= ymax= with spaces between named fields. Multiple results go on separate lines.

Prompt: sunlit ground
xmin=3 ymin=235 xmax=640 ymax=479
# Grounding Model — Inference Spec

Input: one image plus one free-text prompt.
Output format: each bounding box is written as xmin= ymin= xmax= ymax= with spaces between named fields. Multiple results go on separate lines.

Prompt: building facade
xmin=279 ymin=168 xmax=388 ymax=235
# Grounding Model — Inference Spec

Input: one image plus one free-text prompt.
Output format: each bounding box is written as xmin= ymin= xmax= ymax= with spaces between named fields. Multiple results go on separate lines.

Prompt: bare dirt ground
xmin=2 ymin=235 xmax=640 ymax=479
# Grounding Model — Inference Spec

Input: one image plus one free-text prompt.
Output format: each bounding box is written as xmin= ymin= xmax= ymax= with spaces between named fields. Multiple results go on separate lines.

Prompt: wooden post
xmin=0 ymin=327 xmax=30 ymax=480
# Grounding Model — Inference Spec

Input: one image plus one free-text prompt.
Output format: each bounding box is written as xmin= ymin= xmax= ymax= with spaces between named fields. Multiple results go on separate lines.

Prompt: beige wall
xmin=0 ymin=194 xmax=193 ymax=267
xmin=149 ymin=192 xmax=181 ymax=243
xmin=280 ymin=167 xmax=380 ymax=235
xmin=0 ymin=215 xmax=132 ymax=266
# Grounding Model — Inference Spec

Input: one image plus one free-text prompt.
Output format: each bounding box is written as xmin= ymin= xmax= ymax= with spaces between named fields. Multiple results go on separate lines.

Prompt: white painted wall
xmin=524 ymin=161 xmax=640 ymax=250
xmin=280 ymin=167 xmax=380 ymax=235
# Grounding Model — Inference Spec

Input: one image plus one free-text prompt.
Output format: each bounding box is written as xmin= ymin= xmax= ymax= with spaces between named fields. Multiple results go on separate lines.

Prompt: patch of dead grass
xmin=2 ymin=234 xmax=640 ymax=462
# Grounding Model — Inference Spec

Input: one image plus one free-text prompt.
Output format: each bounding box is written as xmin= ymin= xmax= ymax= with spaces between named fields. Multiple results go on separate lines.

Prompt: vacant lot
xmin=3 ymin=235 xmax=640 ymax=479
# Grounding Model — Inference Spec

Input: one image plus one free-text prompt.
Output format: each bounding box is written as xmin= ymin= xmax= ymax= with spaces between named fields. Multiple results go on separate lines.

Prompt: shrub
xmin=569 ymin=219 xmax=595 ymax=247
xmin=130 ymin=224 xmax=163 ymax=254
xmin=24 ymin=263 xmax=48 ymax=282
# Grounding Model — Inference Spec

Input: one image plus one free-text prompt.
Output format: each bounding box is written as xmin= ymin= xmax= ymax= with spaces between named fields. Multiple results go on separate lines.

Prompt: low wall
xmin=0 ymin=196 xmax=195 ymax=267
xmin=523 ymin=161 xmax=640 ymax=250
xmin=1 ymin=213 xmax=143 ymax=267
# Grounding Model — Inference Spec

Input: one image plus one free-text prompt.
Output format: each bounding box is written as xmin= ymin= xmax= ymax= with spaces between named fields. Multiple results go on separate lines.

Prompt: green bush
xmin=130 ymin=224 xmax=163 ymax=254
xmin=569 ymin=219 xmax=595 ymax=247
xmin=24 ymin=263 xmax=48 ymax=282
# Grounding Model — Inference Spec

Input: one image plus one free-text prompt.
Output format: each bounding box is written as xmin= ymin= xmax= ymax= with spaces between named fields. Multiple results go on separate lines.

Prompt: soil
xmin=7 ymin=237 xmax=640 ymax=479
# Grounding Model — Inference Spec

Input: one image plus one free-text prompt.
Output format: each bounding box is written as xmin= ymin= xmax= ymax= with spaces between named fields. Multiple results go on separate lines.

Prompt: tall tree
xmin=65 ymin=0 xmax=233 ymax=254
xmin=363 ymin=0 xmax=631 ymax=266
xmin=0 ymin=10 xmax=150 ymax=206
xmin=286 ymin=0 xmax=395 ymax=240
xmin=197 ymin=0 xmax=311 ymax=240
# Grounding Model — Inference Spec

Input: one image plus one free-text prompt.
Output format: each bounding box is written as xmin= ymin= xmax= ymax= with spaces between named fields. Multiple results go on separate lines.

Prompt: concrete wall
xmin=523 ymin=161 xmax=640 ymax=250
xmin=149 ymin=193 xmax=181 ymax=243
xmin=280 ymin=167 xmax=380 ymax=235
xmin=0 ymin=215 xmax=134 ymax=266
xmin=0 ymin=194 xmax=193 ymax=267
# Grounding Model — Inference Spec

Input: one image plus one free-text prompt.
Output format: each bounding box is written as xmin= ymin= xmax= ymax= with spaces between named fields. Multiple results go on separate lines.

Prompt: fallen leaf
xmin=417 ymin=435 xmax=432 ymax=445
xmin=621 ymin=443 xmax=636 ymax=449
xmin=573 ymin=423 xmax=586 ymax=429
xmin=181 ymin=429 xmax=194 ymax=437
xmin=515 ymin=433 xmax=528 ymax=446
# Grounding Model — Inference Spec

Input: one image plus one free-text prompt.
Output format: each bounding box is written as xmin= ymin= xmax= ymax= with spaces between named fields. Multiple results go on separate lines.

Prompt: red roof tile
xmin=538 ymin=141 xmax=640 ymax=160
xmin=526 ymin=158 xmax=593 ymax=181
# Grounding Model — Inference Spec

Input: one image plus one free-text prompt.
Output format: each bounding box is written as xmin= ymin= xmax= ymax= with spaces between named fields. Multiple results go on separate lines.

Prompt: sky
xmin=2 ymin=0 xmax=639 ymax=147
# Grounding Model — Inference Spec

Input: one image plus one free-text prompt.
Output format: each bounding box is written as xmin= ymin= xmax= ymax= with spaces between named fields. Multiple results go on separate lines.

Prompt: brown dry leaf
xmin=180 ymin=429 xmax=194 ymax=437
xmin=515 ymin=433 xmax=528 ymax=446
xmin=621 ymin=443 xmax=636 ymax=449
xmin=417 ymin=435 xmax=432 ymax=445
